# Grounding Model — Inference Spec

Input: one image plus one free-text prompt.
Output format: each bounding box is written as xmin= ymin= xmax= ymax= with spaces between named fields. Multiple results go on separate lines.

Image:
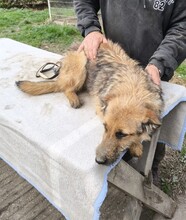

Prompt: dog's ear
xmin=142 ymin=109 xmax=161 ymax=134
xmin=100 ymin=94 xmax=114 ymax=114
xmin=100 ymin=99 xmax=107 ymax=114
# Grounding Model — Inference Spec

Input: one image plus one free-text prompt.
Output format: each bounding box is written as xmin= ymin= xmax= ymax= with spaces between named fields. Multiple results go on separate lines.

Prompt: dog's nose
xmin=95 ymin=157 xmax=107 ymax=165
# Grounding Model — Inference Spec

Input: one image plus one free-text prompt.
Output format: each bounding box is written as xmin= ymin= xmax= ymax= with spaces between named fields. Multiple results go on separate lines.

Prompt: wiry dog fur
xmin=16 ymin=40 xmax=164 ymax=165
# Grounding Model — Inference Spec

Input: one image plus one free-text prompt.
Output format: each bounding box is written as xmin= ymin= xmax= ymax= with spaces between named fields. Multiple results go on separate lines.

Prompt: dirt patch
xmin=171 ymin=74 xmax=186 ymax=87
xmin=160 ymin=146 xmax=186 ymax=200
xmin=41 ymin=43 xmax=65 ymax=55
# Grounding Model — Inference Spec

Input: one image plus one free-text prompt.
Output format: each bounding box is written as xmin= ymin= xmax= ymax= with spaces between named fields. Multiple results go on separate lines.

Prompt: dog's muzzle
xmin=95 ymin=156 xmax=108 ymax=165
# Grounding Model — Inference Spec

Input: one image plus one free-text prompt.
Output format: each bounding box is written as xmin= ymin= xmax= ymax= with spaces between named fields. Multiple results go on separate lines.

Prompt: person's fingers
xmin=103 ymin=37 xmax=108 ymax=44
xmin=92 ymin=47 xmax=97 ymax=60
xmin=145 ymin=64 xmax=161 ymax=86
xmin=78 ymin=43 xmax=92 ymax=59
xmin=151 ymin=76 xmax=161 ymax=86
xmin=91 ymin=40 xmax=100 ymax=60
xmin=86 ymin=48 xmax=92 ymax=60
xmin=78 ymin=32 xmax=107 ymax=60
xmin=84 ymin=42 xmax=98 ymax=60
xmin=77 ymin=43 xmax=84 ymax=53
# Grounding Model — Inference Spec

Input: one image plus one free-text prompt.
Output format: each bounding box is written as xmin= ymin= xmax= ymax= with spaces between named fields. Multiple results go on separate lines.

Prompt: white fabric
xmin=0 ymin=38 xmax=185 ymax=220
xmin=160 ymin=82 xmax=186 ymax=150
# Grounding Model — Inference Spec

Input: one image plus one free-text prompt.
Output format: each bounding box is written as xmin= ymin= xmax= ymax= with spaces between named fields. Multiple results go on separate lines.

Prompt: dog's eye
xmin=115 ymin=131 xmax=128 ymax=139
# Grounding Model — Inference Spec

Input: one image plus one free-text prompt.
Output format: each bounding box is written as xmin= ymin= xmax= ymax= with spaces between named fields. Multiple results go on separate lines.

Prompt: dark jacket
xmin=74 ymin=0 xmax=186 ymax=81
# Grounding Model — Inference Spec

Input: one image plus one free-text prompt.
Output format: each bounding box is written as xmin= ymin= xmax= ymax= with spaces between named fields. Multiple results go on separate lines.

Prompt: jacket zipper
xmin=143 ymin=0 xmax=147 ymax=8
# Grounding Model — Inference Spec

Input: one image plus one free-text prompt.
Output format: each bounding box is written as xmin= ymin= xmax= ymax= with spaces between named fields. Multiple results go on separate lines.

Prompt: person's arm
xmin=148 ymin=0 xmax=186 ymax=81
xmin=74 ymin=0 xmax=107 ymax=60
xmin=74 ymin=0 xmax=101 ymax=37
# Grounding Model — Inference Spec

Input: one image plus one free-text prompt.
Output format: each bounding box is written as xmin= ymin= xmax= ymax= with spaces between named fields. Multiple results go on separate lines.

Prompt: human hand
xmin=78 ymin=32 xmax=107 ymax=60
xmin=145 ymin=64 xmax=161 ymax=86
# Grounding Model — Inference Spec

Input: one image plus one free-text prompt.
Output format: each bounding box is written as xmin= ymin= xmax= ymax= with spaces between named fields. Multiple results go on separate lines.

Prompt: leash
xmin=36 ymin=62 xmax=61 ymax=79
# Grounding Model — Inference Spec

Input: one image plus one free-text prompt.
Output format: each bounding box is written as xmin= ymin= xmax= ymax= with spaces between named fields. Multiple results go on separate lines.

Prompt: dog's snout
xmin=95 ymin=145 xmax=109 ymax=165
xmin=95 ymin=157 xmax=107 ymax=165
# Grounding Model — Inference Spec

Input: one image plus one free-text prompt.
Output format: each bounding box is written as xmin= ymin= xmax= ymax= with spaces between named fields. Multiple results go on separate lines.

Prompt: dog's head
xmin=95 ymin=98 xmax=161 ymax=165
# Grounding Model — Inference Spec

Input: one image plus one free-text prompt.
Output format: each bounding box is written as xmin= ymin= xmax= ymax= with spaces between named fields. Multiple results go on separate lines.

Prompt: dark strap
xmin=36 ymin=62 xmax=61 ymax=79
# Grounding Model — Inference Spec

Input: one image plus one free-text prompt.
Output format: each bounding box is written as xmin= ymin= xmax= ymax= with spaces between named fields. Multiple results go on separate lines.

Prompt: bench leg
xmin=122 ymin=196 xmax=142 ymax=220
xmin=108 ymin=159 xmax=177 ymax=219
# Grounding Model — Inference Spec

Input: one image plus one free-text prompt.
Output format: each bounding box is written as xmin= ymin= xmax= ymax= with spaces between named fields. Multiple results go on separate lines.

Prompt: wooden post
xmin=108 ymin=160 xmax=177 ymax=219
xmin=131 ymin=128 xmax=161 ymax=176
xmin=122 ymin=196 xmax=142 ymax=220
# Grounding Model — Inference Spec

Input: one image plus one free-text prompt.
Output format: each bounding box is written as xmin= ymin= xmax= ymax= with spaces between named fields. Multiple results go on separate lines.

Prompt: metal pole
xmin=47 ymin=0 xmax=52 ymax=21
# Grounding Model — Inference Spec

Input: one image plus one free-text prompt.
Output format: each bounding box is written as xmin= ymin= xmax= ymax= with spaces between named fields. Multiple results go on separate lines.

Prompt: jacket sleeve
xmin=149 ymin=0 xmax=186 ymax=81
xmin=73 ymin=0 xmax=101 ymax=37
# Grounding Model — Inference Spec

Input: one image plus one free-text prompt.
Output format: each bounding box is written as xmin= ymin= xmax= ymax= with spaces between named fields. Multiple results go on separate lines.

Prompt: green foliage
xmin=0 ymin=0 xmax=47 ymax=8
xmin=176 ymin=63 xmax=186 ymax=78
xmin=0 ymin=8 xmax=48 ymax=28
xmin=180 ymin=137 xmax=186 ymax=160
xmin=161 ymin=177 xmax=172 ymax=196
xmin=0 ymin=8 xmax=82 ymax=50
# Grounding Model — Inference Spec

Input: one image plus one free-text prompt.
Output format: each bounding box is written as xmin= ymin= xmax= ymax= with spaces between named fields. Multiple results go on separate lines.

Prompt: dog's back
xmin=86 ymin=40 xmax=163 ymax=115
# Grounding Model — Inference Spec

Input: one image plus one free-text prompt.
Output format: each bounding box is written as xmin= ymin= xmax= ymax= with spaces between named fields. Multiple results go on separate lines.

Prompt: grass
xmin=180 ymin=137 xmax=186 ymax=161
xmin=160 ymin=144 xmax=186 ymax=198
xmin=176 ymin=63 xmax=186 ymax=79
xmin=51 ymin=7 xmax=75 ymax=17
xmin=0 ymin=8 xmax=82 ymax=52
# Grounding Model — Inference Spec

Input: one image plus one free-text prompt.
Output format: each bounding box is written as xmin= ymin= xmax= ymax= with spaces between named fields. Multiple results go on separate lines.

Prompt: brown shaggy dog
xmin=16 ymin=40 xmax=164 ymax=165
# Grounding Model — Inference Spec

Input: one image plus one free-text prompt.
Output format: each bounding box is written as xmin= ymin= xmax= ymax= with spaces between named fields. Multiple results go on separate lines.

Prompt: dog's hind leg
xmin=57 ymin=51 xmax=87 ymax=108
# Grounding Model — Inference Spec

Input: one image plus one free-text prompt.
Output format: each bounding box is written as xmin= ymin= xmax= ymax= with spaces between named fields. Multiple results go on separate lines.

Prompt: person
xmin=73 ymin=0 xmax=186 ymax=185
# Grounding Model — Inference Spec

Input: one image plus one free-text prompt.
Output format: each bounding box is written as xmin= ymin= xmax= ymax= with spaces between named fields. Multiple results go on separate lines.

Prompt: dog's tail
xmin=16 ymin=80 xmax=60 ymax=96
